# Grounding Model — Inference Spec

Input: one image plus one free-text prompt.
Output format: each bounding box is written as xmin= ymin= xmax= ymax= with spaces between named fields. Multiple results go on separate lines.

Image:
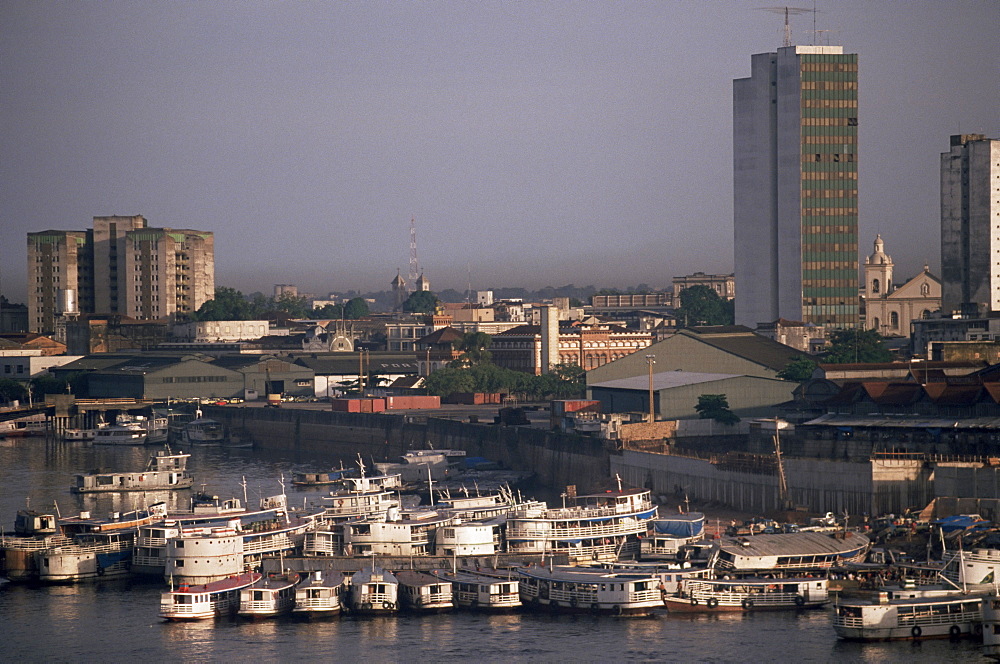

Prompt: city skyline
xmin=2 ymin=1 xmax=996 ymax=302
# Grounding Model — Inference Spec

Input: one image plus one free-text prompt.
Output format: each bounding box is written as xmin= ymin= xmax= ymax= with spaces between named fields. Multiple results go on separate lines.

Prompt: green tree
xmin=312 ymin=303 xmax=344 ymax=319
xmin=777 ymin=356 xmax=818 ymax=381
xmin=424 ymin=366 xmax=477 ymax=396
xmin=695 ymin=394 xmax=740 ymax=425
xmin=342 ymin=297 xmax=370 ymax=319
xmin=824 ymin=329 xmax=893 ymax=364
xmin=29 ymin=375 xmax=69 ymax=399
xmin=403 ymin=290 xmax=439 ymax=314
xmin=273 ymin=293 xmax=311 ymax=319
xmin=675 ymin=285 xmax=733 ymax=326
xmin=450 ymin=332 xmax=493 ymax=368
xmin=191 ymin=286 xmax=252 ymax=321
xmin=0 ymin=378 xmax=27 ymax=404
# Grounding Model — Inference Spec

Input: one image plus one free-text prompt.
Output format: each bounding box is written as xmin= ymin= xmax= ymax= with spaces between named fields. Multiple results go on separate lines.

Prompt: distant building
xmin=755 ymin=319 xmax=826 ymax=353
xmin=490 ymin=317 xmax=653 ymax=375
xmin=734 ymin=45 xmax=859 ymax=328
xmin=862 ymin=235 xmax=941 ymax=337
xmin=27 ymin=215 xmax=214 ymax=334
xmin=173 ymin=320 xmax=270 ymax=343
xmin=391 ymin=270 xmax=408 ymax=312
xmin=940 ymin=134 xmax=1000 ymax=316
xmin=274 ymin=284 xmax=298 ymax=298
xmin=671 ymin=273 xmax=735 ymax=307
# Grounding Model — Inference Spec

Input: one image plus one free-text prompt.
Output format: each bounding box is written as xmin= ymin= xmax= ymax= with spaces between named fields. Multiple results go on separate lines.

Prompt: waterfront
xmin=0 ymin=435 xmax=987 ymax=662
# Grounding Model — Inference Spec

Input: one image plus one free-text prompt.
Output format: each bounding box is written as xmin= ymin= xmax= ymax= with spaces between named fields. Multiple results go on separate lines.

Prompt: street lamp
xmin=645 ymin=354 xmax=656 ymax=424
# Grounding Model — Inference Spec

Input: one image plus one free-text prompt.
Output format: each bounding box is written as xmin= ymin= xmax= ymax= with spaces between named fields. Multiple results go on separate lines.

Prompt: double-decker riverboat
xmin=663 ymin=576 xmax=829 ymax=612
xmin=159 ymin=572 xmax=262 ymax=621
xmin=348 ymin=565 xmax=399 ymax=614
xmin=517 ymin=565 xmax=664 ymax=616
xmin=238 ymin=572 xmax=300 ymax=619
xmin=292 ymin=570 xmax=347 ymax=618
xmin=397 ymin=570 xmax=454 ymax=612
xmin=832 ymin=586 xmax=986 ymax=641
xmin=505 ymin=483 xmax=656 ymax=563
xmin=431 ymin=568 xmax=521 ymax=611
xmin=71 ymin=449 xmax=194 ymax=493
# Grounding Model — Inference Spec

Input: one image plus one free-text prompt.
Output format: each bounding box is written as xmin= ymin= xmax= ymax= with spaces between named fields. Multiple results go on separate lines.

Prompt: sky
xmin=1 ymin=1 xmax=997 ymax=301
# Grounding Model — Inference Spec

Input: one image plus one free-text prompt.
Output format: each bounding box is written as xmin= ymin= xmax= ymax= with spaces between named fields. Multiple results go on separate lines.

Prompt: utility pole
xmin=645 ymin=355 xmax=656 ymax=424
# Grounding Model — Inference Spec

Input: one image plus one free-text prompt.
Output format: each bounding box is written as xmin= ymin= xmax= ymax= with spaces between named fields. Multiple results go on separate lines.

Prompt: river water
xmin=0 ymin=435 xmax=986 ymax=663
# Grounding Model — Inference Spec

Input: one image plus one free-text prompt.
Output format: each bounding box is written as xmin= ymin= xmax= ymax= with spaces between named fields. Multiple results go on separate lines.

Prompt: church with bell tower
xmin=863 ymin=235 xmax=941 ymax=337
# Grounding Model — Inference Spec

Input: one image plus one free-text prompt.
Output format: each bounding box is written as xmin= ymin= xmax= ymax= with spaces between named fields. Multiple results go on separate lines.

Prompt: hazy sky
xmin=2 ymin=1 xmax=996 ymax=300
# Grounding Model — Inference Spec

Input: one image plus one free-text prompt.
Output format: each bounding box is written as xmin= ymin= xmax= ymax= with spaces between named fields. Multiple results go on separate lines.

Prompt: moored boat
xmin=292 ymin=570 xmax=347 ymax=618
xmin=348 ymin=565 xmax=399 ymax=614
xmin=238 ymin=572 xmax=300 ymax=618
xmin=663 ymin=576 xmax=830 ymax=612
xmin=396 ymin=570 xmax=453 ymax=612
xmin=431 ymin=568 xmax=521 ymax=611
xmin=505 ymin=483 xmax=657 ymax=563
xmin=517 ymin=565 xmax=663 ymax=616
xmin=71 ymin=449 xmax=194 ymax=493
xmin=63 ymin=428 xmax=96 ymax=441
xmin=832 ymin=586 xmax=986 ymax=641
xmin=159 ymin=572 xmax=262 ymax=621
xmin=175 ymin=410 xmax=226 ymax=445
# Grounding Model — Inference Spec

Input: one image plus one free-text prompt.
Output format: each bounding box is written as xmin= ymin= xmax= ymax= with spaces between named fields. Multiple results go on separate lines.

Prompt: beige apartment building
xmin=27 ymin=215 xmax=214 ymax=334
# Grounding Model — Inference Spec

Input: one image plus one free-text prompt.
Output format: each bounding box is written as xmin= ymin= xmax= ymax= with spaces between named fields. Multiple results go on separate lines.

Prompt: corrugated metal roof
xmin=590 ymin=371 xmax=749 ymax=392
xmin=718 ymin=531 xmax=869 ymax=558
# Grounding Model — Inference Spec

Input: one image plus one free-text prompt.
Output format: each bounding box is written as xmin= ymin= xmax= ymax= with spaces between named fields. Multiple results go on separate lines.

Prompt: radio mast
xmin=408 ymin=217 xmax=419 ymax=293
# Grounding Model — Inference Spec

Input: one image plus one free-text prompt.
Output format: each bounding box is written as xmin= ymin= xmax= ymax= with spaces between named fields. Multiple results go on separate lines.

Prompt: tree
xmin=342 ymin=297 xmax=370 ymax=319
xmin=29 ymin=375 xmax=69 ymax=400
xmin=450 ymin=332 xmax=493 ymax=368
xmin=824 ymin=329 xmax=893 ymax=364
xmin=191 ymin=286 xmax=251 ymax=321
xmin=0 ymin=378 xmax=27 ymax=404
xmin=675 ymin=285 xmax=733 ymax=326
xmin=403 ymin=290 xmax=439 ymax=314
xmin=273 ymin=293 xmax=311 ymax=319
xmin=695 ymin=394 xmax=740 ymax=425
xmin=312 ymin=303 xmax=343 ymax=319
xmin=777 ymin=356 xmax=818 ymax=381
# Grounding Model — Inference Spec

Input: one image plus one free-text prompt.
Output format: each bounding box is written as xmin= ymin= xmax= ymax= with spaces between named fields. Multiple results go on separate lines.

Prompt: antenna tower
xmin=759 ymin=6 xmax=813 ymax=47
xmin=408 ymin=217 xmax=419 ymax=293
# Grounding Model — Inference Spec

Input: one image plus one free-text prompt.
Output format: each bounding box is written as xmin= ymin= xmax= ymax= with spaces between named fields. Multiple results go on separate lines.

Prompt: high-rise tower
xmin=734 ymin=45 xmax=859 ymax=328
xmin=940 ymin=134 xmax=1000 ymax=316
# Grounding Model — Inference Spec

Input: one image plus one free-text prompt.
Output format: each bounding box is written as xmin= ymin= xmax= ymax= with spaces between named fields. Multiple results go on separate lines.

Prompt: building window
xmin=890 ymin=312 xmax=899 ymax=328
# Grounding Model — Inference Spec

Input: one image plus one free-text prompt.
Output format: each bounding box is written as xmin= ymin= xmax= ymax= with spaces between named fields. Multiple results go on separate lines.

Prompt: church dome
xmin=866 ymin=234 xmax=893 ymax=266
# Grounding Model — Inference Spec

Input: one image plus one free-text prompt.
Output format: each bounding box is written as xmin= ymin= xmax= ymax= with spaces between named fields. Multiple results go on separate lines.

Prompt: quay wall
xmin=612 ymin=449 xmax=935 ymax=516
xmin=207 ymin=407 xmax=611 ymax=491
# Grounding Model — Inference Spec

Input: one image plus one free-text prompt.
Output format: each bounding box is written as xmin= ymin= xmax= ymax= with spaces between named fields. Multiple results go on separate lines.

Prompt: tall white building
xmin=940 ymin=134 xmax=1000 ymax=316
xmin=734 ymin=45 xmax=859 ymax=329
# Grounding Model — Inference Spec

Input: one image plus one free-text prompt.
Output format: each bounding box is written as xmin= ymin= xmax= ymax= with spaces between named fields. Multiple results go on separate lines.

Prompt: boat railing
xmin=296 ymin=595 xmax=339 ymax=609
xmin=243 ymin=533 xmax=295 ymax=555
xmin=510 ymin=502 xmax=653 ymax=521
xmin=507 ymin=521 xmax=645 ymax=540
xmin=419 ymin=590 xmax=452 ymax=605
xmin=356 ymin=590 xmax=393 ymax=604
xmin=136 ymin=535 xmax=169 ymax=547
xmin=896 ymin=604 xmax=983 ymax=627
xmin=0 ymin=534 xmax=73 ymax=550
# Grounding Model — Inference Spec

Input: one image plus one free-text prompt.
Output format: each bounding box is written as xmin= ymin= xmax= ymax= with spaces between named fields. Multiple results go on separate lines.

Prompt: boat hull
xmin=662 ymin=596 xmax=826 ymax=612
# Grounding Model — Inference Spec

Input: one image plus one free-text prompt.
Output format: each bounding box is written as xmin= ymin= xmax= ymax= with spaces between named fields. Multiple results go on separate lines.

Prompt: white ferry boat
xmin=63 ymin=428 xmax=96 ymax=441
xmin=35 ymin=531 xmax=136 ymax=583
xmin=175 ymin=411 xmax=226 ymax=445
xmin=710 ymin=531 xmax=871 ymax=574
xmin=71 ymin=449 xmax=194 ymax=493
xmin=663 ymin=576 xmax=829 ymax=612
xmin=640 ymin=513 xmax=706 ymax=561
xmin=431 ymin=568 xmax=521 ymax=611
xmin=292 ymin=570 xmax=347 ymax=618
xmin=161 ymin=494 xmax=314 ymax=583
xmin=434 ymin=519 xmax=501 ymax=557
xmin=92 ymin=414 xmax=168 ymax=445
xmin=342 ymin=508 xmax=453 ymax=557
xmin=133 ymin=491 xmax=282 ymax=576
xmin=517 ymin=565 xmax=664 ymax=616
xmin=302 ymin=483 xmax=399 ymax=556
xmin=587 ymin=560 xmax=713 ymax=595
xmin=832 ymin=586 xmax=986 ymax=641
xmin=939 ymin=547 xmax=1000 ymax=591
xmin=505 ymin=483 xmax=656 ymax=563
xmin=348 ymin=565 xmax=399 ymax=614
xmin=159 ymin=572 xmax=262 ymax=621
xmin=397 ymin=570 xmax=454 ymax=612
xmin=238 ymin=572 xmax=300 ymax=618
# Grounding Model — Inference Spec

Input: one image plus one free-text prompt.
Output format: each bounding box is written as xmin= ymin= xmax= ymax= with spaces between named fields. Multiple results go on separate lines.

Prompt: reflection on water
xmin=0 ymin=436 xmax=985 ymax=663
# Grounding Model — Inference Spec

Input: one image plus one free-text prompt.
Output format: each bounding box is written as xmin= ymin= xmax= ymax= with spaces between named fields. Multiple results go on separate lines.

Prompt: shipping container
xmin=550 ymin=399 xmax=602 ymax=417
